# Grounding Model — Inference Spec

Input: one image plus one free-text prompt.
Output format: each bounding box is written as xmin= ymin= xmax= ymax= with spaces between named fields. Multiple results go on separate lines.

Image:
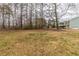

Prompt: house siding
xmin=70 ymin=18 xmax=79 ymax=28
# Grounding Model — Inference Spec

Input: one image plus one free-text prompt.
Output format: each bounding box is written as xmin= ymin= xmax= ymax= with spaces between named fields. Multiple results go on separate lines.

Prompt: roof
xmin=70 ymin=16 xmax=79 ymax=21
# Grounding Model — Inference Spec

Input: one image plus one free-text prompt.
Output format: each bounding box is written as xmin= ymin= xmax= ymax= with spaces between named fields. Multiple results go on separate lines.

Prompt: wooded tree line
xmin=0 ymin=3 xmax=76 ymax=30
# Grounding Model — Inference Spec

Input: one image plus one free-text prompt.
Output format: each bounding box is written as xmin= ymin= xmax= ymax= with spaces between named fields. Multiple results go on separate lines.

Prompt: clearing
xmin=0 ymin=29 xmax=79 ymax=56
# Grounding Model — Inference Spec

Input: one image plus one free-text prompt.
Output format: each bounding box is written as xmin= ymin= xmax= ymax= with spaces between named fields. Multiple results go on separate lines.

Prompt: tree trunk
xmin=14 ymin=4 xmax=17 ymax=28
xmin=54 ymin=3 xmax=59 ymax=30
xmin=29 ymin=3 xmax=32 ymax=29
xmin=35 ymin=4 xmax=37 ymax=29
xmin=20 ymin=3 xmax=23 ymax=29
xmin=40 ymin=3 xmax=43 ymax=28
xmin=2 ymin=6 xmax=5 ymax=29
xmin=8 ymin=14 xmax=10 ymax=28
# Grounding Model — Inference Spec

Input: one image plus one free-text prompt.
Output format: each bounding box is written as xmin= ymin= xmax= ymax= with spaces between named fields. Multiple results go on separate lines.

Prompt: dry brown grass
xmin=0 ymin=29 xmax=79 ymax=56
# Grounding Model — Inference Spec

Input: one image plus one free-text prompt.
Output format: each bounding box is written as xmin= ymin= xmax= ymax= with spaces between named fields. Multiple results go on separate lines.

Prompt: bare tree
xmin=20 ymin=3 xmax=23 ymax=29
xmin=0 ymin=3 xmax=77 ymax=30
xmin=35 ymin=3 xmax=37 ymax=29
xmin=7 ymin=3 xmax=12 ymax=29
xmin=54 ymin=3 xmax=59 ymax=30
xmin=14 ymin=3 xmax=18 ymax=28
xmin=40 ymin=3 xmax=44 ymax=28
xmin=29 ymin=3 xmax=33 ymax=29
xmin=1 ymin=4 xmax=5 ymax=29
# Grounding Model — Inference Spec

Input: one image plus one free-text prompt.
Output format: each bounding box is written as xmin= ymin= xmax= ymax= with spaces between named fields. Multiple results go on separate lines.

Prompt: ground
xmin=0 ymin=29 xmax=79 ymax=56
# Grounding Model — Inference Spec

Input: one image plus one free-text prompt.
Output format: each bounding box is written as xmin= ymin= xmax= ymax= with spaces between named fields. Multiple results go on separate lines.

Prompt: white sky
xmin=58 ymin=4 xmax=79 ymax=22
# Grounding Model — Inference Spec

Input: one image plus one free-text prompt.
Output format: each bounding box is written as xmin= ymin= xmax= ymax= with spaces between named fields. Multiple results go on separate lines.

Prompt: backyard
xmin=0 ymin=29 xmax=79 ymax=56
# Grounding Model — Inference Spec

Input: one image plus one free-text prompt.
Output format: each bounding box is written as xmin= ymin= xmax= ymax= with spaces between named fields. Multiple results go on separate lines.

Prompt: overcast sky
xmin=59 ymin=3 xmax=79 ymax=22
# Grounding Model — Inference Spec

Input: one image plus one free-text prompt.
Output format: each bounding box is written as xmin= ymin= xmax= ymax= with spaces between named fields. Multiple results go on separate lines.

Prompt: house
xmin=48 ymin=19 xmax=69 ymax=29
xmin=47 ymin=16 xmax=79 ymax=29
xmin=59 ymin=21 xmax=70 ymax=29
xmin=69 ymin=17 xmax=79 ymax=29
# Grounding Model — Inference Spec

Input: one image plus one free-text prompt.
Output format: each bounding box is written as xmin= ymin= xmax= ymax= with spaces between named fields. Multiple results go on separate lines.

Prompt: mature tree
xmin=13 ymin=3 xmax=18 ymax=28
xmin=35 ymin=3 xmax=37 ymax=28
xmin=54 ymin=3 xmax=59 ymax=30
xmin=0 ymin=4 xmax=12 ymax=29
xmin=20 ymin=3 xmax=23 ymax=29
xmin=1 ymin=4 xmax=5 ymax=29
xmin=7 ymin=3 xmax=12 ymax=28
xmin=29 ymin=3 xmax=33 ymax=29
xmin=53 ymin=3 xmax=72 ymax=30
xmin=0 ymin=3 xmax=78 ymax=30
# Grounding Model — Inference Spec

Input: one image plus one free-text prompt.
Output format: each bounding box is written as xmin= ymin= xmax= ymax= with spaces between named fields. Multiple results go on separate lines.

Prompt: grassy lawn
xmin=0 ymin=29 xmax=79 ymax=56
